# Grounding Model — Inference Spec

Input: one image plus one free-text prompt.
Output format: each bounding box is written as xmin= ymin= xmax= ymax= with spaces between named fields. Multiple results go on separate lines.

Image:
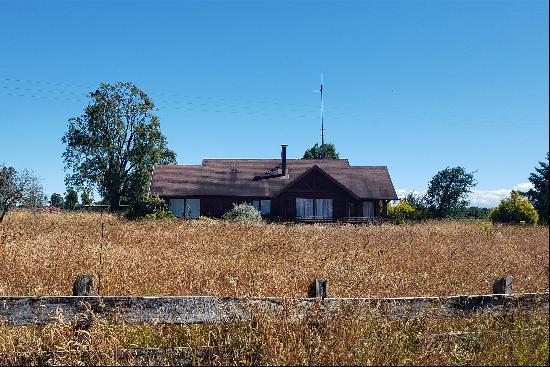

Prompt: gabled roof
xmin=151 ymin=159 xmax=398 ymax=200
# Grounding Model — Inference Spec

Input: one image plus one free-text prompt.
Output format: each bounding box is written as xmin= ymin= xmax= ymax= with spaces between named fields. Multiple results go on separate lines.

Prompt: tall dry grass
xmin=0 ymin=310 xmax=548 ymax=365
xmin=0 ymin=210 xmax=548 ymax=297
xmin=0 ymin=210 xmax=548 ymax=365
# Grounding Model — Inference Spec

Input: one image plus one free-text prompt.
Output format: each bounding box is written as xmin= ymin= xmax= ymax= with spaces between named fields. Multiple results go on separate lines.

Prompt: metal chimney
xmin=281 ymin=145 xmax=287 ymax=176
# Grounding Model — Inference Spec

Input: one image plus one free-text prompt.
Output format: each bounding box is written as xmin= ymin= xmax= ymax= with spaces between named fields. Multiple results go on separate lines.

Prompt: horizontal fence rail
xmin=0 ymin=276 xmax=548 ymax=326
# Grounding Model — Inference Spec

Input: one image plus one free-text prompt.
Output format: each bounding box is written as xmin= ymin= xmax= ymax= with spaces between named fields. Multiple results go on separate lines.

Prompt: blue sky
xmin=0 ymin=0 xmax=548 ymax=207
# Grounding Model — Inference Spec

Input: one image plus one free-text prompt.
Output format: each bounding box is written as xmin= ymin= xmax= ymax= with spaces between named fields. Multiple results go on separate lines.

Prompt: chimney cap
xmin=281 ymin=144 xmax=288 ymax=147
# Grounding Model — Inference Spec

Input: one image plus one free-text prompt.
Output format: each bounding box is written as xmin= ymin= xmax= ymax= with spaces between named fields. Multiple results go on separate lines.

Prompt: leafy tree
xmin=64 ymin=187 xmax=79 ymax=210
xmin=403 ymin=192 xmax=430 ymax=218
xmin=19 ymin=174 xmax=45 ymax=209
xmin=81 ymin=189 xmax=93 ymax=206
xmin=524 ymin=153 xmax=549 ymax=224
xmin=424 ymin=167 xmax=477 ymax=218
xmin=62 ymin=81 xmax=177 ymax=211
xmin=458 ymin=206 xmax=490 ymax=219
xmin=302 ymin=143 xmax=339 ymax=159
xmin=50 ymin=193 xmax=64 ymax=208
xmin=0 ymin=165 xmax=44 ymax=222
xmin=490 ymin=190 xmax=539 ymax=225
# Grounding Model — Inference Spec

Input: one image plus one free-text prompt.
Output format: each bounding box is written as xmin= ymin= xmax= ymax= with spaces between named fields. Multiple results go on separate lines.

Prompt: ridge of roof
xmin=151 ymin=160 xmax=398 ymax=200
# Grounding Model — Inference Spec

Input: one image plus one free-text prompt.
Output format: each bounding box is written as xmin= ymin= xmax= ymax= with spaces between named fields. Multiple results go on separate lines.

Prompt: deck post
xmin=492 ymin=275 xmax=513 ymax=295
xmin=308 ymin=278 xmax=329 ymax=298
xmin=73 ymin=275 xmax=94 ymax=296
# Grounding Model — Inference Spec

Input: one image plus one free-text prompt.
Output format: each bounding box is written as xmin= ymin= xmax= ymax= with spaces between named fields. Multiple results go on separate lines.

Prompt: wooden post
xmin=73 ymin=275 xmax=94 ymax=296
xmin=492 ymin=275 xmax=513 ymax=295
xmin=308 ymin=278 xmax=329 ymax=298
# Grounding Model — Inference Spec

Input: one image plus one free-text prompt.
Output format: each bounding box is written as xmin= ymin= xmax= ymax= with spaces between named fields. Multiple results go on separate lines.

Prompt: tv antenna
xmin=319 ymin=74 xmax=325 ymax=158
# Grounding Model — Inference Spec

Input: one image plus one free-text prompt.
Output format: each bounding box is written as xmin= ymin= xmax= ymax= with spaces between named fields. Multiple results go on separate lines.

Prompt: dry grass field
xmin=0 ymin=210 xmax=548 ymax=365
xmin=0 ymin=210 xmax=548 ymax=297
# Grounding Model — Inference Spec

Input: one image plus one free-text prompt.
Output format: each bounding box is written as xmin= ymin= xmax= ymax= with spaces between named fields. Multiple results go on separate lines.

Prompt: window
xmin=169 ymin=198 xmax=200 ymax=219
xmin=251 ymin=199 xmax=271 ymax=216
xmin=363 ymin=202 xmax=374 ymax=218
xmin=315 ymin=198 xmax=333 ymax=218
xmin=260 ymin=200 xmax=271 ymax=216
xmin=186 ymin=199 xmax=201 ymax=219
xmin=296 ymin=198 xmax=314 ymax=218
xmin=169 ymin=199 xmax=185 ymax=218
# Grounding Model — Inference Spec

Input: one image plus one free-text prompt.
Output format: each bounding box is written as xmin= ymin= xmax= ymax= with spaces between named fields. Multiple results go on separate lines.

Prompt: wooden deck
xmin=295 ymin=216 xmax=384 ymax=224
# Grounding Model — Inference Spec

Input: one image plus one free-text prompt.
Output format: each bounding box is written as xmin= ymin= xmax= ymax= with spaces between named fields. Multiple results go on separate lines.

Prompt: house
xmin=150 ymin=145 xmax=398 ymax=222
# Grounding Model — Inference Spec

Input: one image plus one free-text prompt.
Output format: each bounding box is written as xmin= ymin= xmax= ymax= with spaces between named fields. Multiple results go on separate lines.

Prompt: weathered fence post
xmin=73 ymin=275 xmax=94 ymax=296
xmin=308 ymin=278 xmax=329 ymax=298
xmin=492 ymin=275 xmax=513 ymax=295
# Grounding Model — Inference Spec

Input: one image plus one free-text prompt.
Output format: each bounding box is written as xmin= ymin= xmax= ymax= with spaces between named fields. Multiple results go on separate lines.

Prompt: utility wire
xmin=0 ymin=77 xmax=540 ymax=127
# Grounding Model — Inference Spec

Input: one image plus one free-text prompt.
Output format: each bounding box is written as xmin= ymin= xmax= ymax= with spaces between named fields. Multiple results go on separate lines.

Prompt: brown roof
xmin=151 ymin=159 xmax=397 ymax=200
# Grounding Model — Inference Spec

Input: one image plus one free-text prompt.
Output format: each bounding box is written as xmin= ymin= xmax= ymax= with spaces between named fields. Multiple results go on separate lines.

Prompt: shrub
xmin=127 ymin=195 xmax=171 ymax=219
xmin=145 ymin=209 xmax=176 ymax=220
xmin=388 ymin=200 xmax=416 ymax=224
xmin=222 ymin=203 xmax=263 ymax=222
xmin=490 ymin=190 xmax=539 ymax=225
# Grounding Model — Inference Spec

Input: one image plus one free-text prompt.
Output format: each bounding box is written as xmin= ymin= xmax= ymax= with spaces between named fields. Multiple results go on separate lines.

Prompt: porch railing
xmin=295 ymin=216 xmax=384 ymax=224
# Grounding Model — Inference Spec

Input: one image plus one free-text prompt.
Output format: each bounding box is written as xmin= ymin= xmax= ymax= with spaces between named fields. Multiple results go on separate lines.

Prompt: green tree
xmin=64 ymin=187 xmax=79 ymax=210
xmin=0 ymin=165 xmax=44 ymax=222
xmin=524 ymin=153 xmax=548 ymax=224
xmin=460 ymin=206 xmax=490 ymax=219
xmin=490 ymin=190 xmax=539 ymax=225
xmin=424 ymin=167 xmax=477 ymax=218
xmin=302 ymin=143 xmax=340 ymax=159
xmin=49 ymin=193 xmax=64 ymax=208
xmin=62 ymin=82 xmax=177 ymax=211
xmin=81 ymin=189 xmax=93 ymax=206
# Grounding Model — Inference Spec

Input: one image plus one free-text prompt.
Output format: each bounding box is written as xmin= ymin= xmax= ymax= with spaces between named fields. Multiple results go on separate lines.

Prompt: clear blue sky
xmin=0 ymin=0 xmax=548 ymax=207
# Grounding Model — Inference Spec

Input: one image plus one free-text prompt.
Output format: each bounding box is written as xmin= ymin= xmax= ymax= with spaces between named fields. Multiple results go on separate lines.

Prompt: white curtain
xmin=296 ymin=198 xmax=314 ymax=218
xmin=363 ymin=202 xmax=374 ymax=218
xmin=315 ymin=199 xmax=333 ymax=218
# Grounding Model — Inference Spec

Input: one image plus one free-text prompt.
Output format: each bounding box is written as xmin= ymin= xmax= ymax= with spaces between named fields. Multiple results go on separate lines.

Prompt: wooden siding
xmin=162 ymin=169 xmax=388 ymax=220
xmin=273 ymin=169 xmax=356 ymax=218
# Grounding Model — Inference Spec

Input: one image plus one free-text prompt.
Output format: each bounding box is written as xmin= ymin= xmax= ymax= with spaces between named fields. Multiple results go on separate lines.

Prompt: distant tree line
xmin=48 ymin=187 xmax=94 ymax=210
xmin=2 ymin=80 xmax=548 ymax=224
xmin=389 ymin=153 xmax=548 ymax=226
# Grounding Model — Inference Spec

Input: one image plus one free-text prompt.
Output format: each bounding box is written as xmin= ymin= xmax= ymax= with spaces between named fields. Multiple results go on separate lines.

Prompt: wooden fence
xmin=0 ymin=275 xmax=548 ymax=327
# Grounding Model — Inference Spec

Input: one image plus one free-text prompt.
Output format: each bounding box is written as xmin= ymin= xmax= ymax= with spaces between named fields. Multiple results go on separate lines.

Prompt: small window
xmin=363 ymin=202 xmax=374 ymax=218
xmin=252 ymin=200 xmax=260 ymax=211
xmin=169 ymin=199 xmax=185 ymax=218
xmin=185 ymin=198 xmax=201 ymax=219
xmin=170 ymin=198 xmax=200 ymax=218
xmin=260 ymin=200 xmax=271 ymax=216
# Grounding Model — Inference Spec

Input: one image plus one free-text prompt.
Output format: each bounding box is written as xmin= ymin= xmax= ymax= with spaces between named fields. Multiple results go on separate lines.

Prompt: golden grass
xmin=0 ymin=210 xmax=548 ymax=297
xmin=0 ymin=311 xmax=547 ymax=365
xmin=0 ymin=210 xmax=548 ymax=365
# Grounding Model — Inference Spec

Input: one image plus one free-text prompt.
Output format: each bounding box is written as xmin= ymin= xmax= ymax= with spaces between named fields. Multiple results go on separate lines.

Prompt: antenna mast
xmin=320 ymin=74 xmax=325 ymax=158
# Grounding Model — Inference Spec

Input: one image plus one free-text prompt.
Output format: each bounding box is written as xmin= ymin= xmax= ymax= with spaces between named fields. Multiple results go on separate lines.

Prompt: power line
xmin=0 ymin=82 xmax=359 ymax=122
xmin=0 ymin=77 xmax=538 ymax=128
xmin=1 ymin=76 xmax=351 ymax=114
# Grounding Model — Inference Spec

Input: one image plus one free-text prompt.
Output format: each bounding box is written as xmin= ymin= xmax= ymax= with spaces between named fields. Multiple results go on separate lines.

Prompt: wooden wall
xmin=162 ymin=170 xmax=386 ymax=219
